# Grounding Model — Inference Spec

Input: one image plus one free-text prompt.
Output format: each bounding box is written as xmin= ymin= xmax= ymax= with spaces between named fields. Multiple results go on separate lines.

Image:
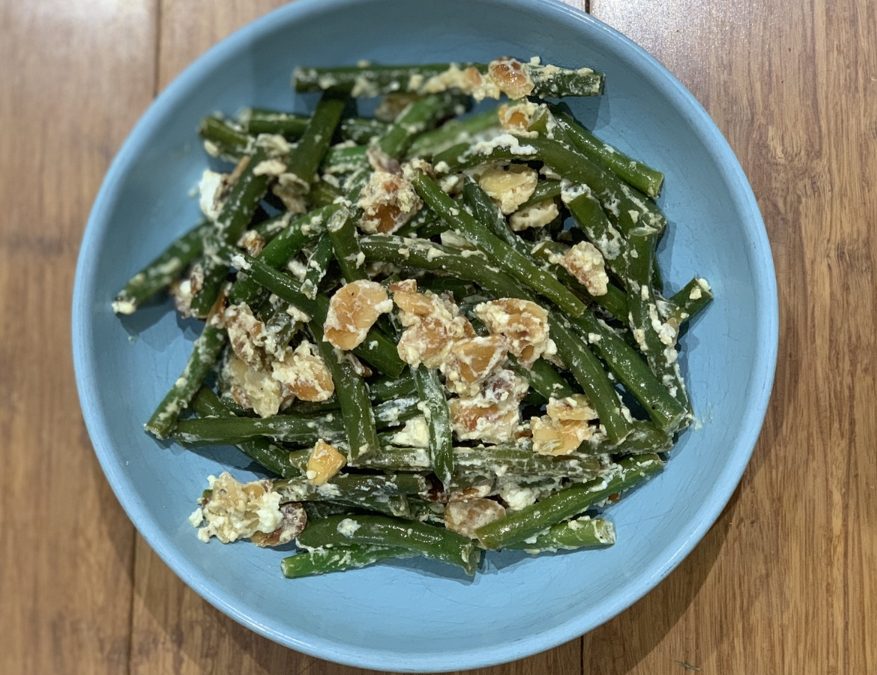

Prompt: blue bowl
xmin=72 ymin=0 xmax=778 ymax=670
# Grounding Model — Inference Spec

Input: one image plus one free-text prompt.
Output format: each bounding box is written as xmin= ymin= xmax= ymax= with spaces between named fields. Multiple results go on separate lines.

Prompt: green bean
xmin=460 ymin=176 xmax=529 ymax=255
xmin=177 ymin=393 xmax=419 ymax=445
xmin=221 ymin=245 xmax=317 ymax=317
xmin=300 ymin=235 xmax=335 ymax=300
xmin=475 ymin=454 xmax=664 ymax=548
xmin=411 ymin=172 xmax=588 ymax=318
xmin=377 ymin=93 xmax=467 ymax=159
xmin=412 ymin=366 xmax=454 ymax=486
xmin=551 ymin=109 xmax=664 ymax=198
xmin=526 ymin=137 xmax=666 ymax=235
xmin=518 ymin=180 xmax=561 ymax=209
xmin=223 ymin=245 xmax=404 ymax=377
xmin=327 ymin=210 xmax=368 ymax=282
xmin=369 ymin=373 xmax=417 ymax=401
xmin=230 ymin=204 xmax=341 ymax=304
xmin=453 ymin=446 xmax=606 ymax=481
xmin=293 ymin=61 xmax=604 ymax=99
xmin=275 ymin=473 xmax=429 ymax=503
xmin=436 ymin=136 xmax=666 ymax=236
xmin=563 ymin=189 xmax=625 ymax=274
xmin=321 ymin=143 xmax=369 ymax=175
xmin=113 ymin=221 xmax=209 ymax=315
xmin=549 ymin=315 xmax=632 ymax=442
xmin=599 ymin=421 xmax=672 ymax=456
xmin=625 ymin=228 xmax=689 ymax=409
xmin=530 ymin=240 xmax=629 ymax=319
xmin=407 ymin=107 xmax=499 ymax=159
xmin=508 ymin=516 xmax=615 ymax=552
xmin=668 ymin=277 xmax=713 ymax=328
xmin=569 ymin=311 xmax=688 ymax=432
xmin=284 ymin=93 xmax=346 ymax=186
xmin=199 ymin=115 xmax=250 ymax=160
xmin=145 ymin=322 xmax=226 ymax=439
xmin=296 ymin=514 xmax=481 ymax=575
xmin=358 ymin=235 xmax=635 ymax=440
xmin=189 ymin=388 xmax=300 ymax=478
xmin=238 ymin=108 xmax=309 ymax=137
xmin=310 ymin=178 xmax=342 ymax=207
xmin=508 ymin=357 xmax=575 ymax=401
xmin=339 ymin=117 xmax=389 ymax=144
xmin=309 ymin=297 xmax=380 ymax=461
xmin=281 ymin=545 xmax=414 ymax=578
xmin=190 ymin=146 xmax=273 ymax=317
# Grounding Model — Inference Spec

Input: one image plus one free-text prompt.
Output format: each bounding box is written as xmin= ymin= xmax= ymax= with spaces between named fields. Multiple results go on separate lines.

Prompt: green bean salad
xmin=114 ymin=57 xmax=713 ymax=578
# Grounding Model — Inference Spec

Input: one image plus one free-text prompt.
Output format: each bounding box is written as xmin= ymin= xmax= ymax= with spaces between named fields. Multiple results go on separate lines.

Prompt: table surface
xmin=2 ymin=0 xmax=874 ymax=673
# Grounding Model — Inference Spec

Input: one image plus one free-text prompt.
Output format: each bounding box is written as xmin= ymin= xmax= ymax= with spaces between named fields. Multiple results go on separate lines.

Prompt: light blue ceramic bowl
xmin=72 ymin=0 xmax=777 ymax=670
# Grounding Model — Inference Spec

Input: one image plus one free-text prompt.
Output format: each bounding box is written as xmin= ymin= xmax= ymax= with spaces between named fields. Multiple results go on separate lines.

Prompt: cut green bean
xmin=284 ymin=93 xmax=346 ymax=186
xmin=190 ymin=388 xmax=300 ymax=478
xmin=407 ymin=107 xmax=499 ymax=159
xmin=294 ymin=61 xmax=604 ymax=99
xmin=190 ymin=146 xmax=273 ymax=316
xmin=509 ymin=357 xmax=575 ymax=401
xmin=552 ymin=109 xmax=664 ymax=198
xmin=476 ymin=454 xmax=664 ymax=549
xmin=230 ymin=204 xmax=341 ymax=304
xmin=412 ymin=172 xmax=588 ymax=317
xmin=412 ymin=366 xmax=453 ymax=486
xmin=321 ymin=143 xmax=369 ymax=175
xmin=199 ymin=115 xmax=250 ymax=160
xmin=339 ymin=117 xmax=389 ymax=144
xmin=300 ymin=235 xmax=335 ymax=299
xmin=625 ymin=227 xmax=689 ymax=409
xmin=460 ymin=176 xmax=529 ymax=255
xmin=377 ymin=93 xmax=467 ymax=159
xmin=281 ymin=545 xmax=414 ymax=578
xmin=113 ymin=221 xmax=210 ymax=315
xmin=508 ymin=516 xmax=616 ymax=552
xmin=146 ymin=322 xmax=226 ymax=439
xmin=549 ymin=315 xmax=632 ymax=443
xmin=518 ymin=180 xmax=561 ymax=209
xmin=175 ymin=395 xmax=418 ymax=445
xmin=569 ymin=312 xmax=688 ymax=433
xmin=239 ymin=108 xmax=309 ymax=137
xmin=296 ymin=514 xmax=481 ymax=575
xmin=275 ymin=473 xmax=428 ymax=503
xmin=668 ymin=277 xmax=713 ymax=328
xmin=327 ymin=210 xmax=368 ymax=282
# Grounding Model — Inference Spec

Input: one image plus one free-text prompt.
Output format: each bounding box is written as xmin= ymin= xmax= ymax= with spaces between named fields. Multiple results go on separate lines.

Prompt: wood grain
xmin=585 ymin=0 xmax=877 ymax=673
xmin=1 ymin=0 xmax=874 ymax=673
xmin=0 ymin=1 xmax=156 ymax=673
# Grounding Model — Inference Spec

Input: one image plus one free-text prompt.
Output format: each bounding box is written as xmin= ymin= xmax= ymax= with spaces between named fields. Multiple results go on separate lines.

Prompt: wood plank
xmin=586 ymin=1 xmax=876 ymax=673
xmin=0 ymin=1 xmax=157 ymax=673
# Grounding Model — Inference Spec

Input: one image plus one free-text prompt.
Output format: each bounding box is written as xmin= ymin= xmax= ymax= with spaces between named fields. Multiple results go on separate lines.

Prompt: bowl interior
xmin=73 ymin=0 xmax=776 ymax=671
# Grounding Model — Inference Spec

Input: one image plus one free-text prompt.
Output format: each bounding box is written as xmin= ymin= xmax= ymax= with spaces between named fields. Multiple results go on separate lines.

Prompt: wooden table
xmin=2 ymin=0 xmax=873 ymax=672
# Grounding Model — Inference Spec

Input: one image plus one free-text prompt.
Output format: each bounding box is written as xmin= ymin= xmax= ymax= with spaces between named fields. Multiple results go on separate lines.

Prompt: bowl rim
xmin=72 ymin=0 xmax=779 ymax=670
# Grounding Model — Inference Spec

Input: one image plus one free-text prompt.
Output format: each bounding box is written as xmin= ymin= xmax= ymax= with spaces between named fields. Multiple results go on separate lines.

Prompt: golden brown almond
xmin=324 ymin=280 xmax=393 ymax=350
